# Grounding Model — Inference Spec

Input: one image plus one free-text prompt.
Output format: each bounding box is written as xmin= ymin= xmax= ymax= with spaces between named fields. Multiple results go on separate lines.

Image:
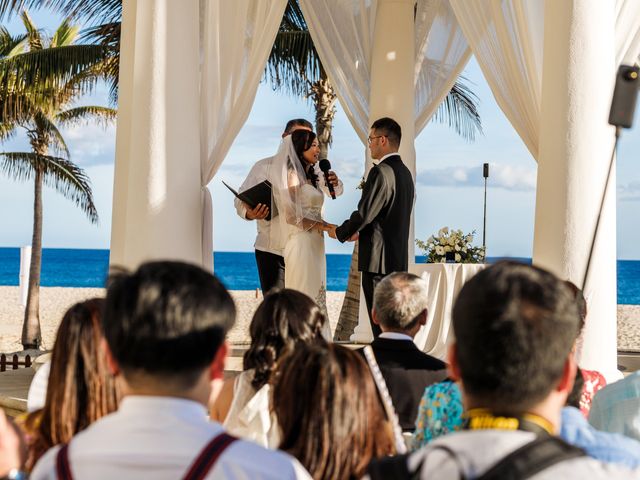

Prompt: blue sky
xmin=1 ymin=12 xmax=639 ymax=258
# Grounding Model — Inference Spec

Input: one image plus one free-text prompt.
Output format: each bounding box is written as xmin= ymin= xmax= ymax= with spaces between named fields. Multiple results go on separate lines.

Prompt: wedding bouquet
xmin=416 ymin=227 xmax=485 ymax=264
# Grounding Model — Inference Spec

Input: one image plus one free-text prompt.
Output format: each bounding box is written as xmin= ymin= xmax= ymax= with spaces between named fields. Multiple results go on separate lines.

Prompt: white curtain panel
xmin=199 ymin=0 xmax=287 ymax=268
xmin=414 ymin=0 xmax=472 ymax=134
xmin=450 ymin=0 xmax=544 ymax=159
xmin=299 ymin=0 xmax=376 ymax=144
xmin=615 ymin=0 xmax=640 ymax=65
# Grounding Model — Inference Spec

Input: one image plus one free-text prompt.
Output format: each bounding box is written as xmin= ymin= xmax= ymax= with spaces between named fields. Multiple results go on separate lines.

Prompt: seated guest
xmin=20 ymin=299 xmax=119 ymax=471
xmin=589 ymin=370 xmax=640 ymax=442
xmin=362 ymin=272 xmax=447 ymax=431
xmin=31 ymin=261 xmax=311 ymax=480
xmin=211 ymin=289 xmax=326 ymax=446
xmin=411 ymin=379 xmax=464 ymax=449
xmin=273 ymin=343 xmax=395 ymax=480
xmin=561 ymin=367 xmax=640 ymax=469
xmin=368 ymin=262 xmax=638 ymax=479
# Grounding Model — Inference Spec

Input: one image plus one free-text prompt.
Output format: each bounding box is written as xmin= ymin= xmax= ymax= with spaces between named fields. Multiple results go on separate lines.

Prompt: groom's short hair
xmin=371 ymin=117 xmax=401 ymax=147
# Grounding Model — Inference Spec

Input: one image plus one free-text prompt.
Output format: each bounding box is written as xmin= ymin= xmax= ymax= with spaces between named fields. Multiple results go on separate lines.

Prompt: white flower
xmin=455 ymin=245 xmax=461 ymax=251
xmin=448 ymin=237 xmax=455 ymax=246
xmin=439 ymin=226 xmax=449 ymax=235
xmin=455 ymin=253 xmax=461 ymax=262
xmin=435 ymin=246 xmax=445 ymax=255
xmin=466 ymin=235 xmax=473 ymax=243
xmin=444 ymin=245 xmax=452 ymax=252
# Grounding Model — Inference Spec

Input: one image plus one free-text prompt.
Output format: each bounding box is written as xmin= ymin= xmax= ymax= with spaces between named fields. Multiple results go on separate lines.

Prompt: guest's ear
xmin=209 ymin=342 xmax=228 ymax=381
xmin=419 ymin=309 xmax=428 ymax=326
xmin=101 ymin=338 xmax=120 ymax=376
xmin=372 ymin=308 xmax=380 ymax=325
xmin=556 ymin=351 xmax=577 ymax=394
xmin=447 ymin=343 xmax=461 ymax=381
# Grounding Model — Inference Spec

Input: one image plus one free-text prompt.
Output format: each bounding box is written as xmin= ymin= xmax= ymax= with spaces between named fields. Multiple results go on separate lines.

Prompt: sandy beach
xmin=1 ymin=286 xmax=639 ymax=353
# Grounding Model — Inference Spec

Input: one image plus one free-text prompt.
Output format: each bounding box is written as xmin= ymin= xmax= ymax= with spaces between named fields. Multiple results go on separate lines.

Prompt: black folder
xmin=223 ymin=180 xmax=276 ymax=221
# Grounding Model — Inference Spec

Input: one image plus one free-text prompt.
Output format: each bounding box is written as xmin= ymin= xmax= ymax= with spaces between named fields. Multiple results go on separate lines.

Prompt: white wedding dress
xmin=283 ymin=183 xmax=331 ymax=339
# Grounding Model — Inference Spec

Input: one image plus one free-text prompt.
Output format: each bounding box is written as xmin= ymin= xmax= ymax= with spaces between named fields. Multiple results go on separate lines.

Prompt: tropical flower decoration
xmin=416 ymin=227 xmax=485 ymax=264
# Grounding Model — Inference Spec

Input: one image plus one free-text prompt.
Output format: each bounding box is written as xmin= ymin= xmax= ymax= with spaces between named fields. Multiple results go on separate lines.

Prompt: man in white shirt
xmin=31 ymin=261 xmax=311 ymax=480
xmin=367 ymin=262 xmax=640 ymax=479
xmin=235 ymin=118 xmax=313 ymax=294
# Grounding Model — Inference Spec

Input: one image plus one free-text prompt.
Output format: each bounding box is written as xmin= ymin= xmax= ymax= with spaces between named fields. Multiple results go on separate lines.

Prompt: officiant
xmin=329 ymin=117 xmax=415 ymax=338
xmin=234 ymin=118 xmax=313 ymax=293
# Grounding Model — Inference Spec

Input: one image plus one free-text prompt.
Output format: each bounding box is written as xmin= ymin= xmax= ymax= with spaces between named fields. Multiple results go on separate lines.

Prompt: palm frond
xmin=51 ymin=16 xmax=79 ymax=47
xmin=0 ymin=27 xmax=26 ymax=57
xmin=0 ymin=121 xmax=17 ymax=142
xmin=0 ymin=151 xmax=98 ymax=223
xmin=21 ymin=10 xmax=44 ymax=50
xmin=432 ymin=79 xmax=483 ymax=141
xmin=0 ymin=44 xmax=111 ymax=116
xmin=0 ymin=0 xmax=121 ymax=24
xmin=56 ymin=105 xmax=116 ymax=129
xmin=266 ymin=30 xmax=320 ymax=98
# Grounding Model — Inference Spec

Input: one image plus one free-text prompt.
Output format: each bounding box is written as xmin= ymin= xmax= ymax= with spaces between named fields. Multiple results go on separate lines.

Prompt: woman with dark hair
xmin=20 ymin=298 xmax=119 ymax=471
xmin=273 ymin=343 xmax=396 ymax=480
xmin=267 ymin=130 xmax=343 ymax=336
xmin=210 ymin=289 xmax=326 ymax=447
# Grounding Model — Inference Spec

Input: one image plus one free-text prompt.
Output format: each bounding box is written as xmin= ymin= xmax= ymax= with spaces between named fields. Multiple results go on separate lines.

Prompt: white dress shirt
xmin=378 ymin=332 xmax=414 ymax=342
xmin=235 ymin=156 xmax=343 ymax=256
xmin=31 ymin=396 xmax=311 ymax=480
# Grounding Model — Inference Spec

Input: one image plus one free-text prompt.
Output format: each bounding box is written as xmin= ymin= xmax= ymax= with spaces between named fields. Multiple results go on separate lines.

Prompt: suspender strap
xmin=182 ymin=433 xmax=238 ymax=480
xmin=477 ymin=436 xmax=586 ymax=480
xmin=55 ymin=444 xmax=73 ymax=480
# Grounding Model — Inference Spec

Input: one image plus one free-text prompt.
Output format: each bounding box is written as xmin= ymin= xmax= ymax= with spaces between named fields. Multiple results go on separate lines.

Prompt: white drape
xmin=299 ymin=0 xmax=470 ymax=144
xmin=450 ymin=0 xmax=543 ymax=159
xmin=450 ymin=0 xmax=640 ymax=161
xmin=200 ymin=0 xmax=287 ymax=269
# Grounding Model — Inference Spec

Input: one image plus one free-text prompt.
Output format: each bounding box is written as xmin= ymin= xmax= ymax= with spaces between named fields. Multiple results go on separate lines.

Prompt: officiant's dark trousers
xmin=255 ymin=250 xmax=285 ymax=294
xmin=362 ymin=272 xmax=384 ymax=338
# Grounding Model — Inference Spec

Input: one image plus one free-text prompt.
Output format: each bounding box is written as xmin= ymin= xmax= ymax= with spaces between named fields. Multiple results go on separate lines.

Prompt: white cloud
xmin=417 ymin=163 xmax=537 ymax=191
xmin=618 ymin=181 xmax=640 ymax=201
xmin=60 ymin=123 xmax=116 ymax=167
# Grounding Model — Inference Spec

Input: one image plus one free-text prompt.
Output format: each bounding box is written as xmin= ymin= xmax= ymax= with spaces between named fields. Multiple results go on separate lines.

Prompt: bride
xmin=268 ymin=130 xmax=342 ymax=338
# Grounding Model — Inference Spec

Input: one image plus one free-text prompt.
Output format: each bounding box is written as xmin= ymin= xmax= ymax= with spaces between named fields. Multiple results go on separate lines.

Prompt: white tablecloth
xmin=409 ymin=263 xmax=486 ymax=360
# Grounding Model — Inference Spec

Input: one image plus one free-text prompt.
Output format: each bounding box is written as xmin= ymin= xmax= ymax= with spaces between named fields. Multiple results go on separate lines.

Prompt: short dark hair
xmin=103 ymin=261 xmax=235 ymax=387
xmin=244 ymin=289 xmax=327 ymax=391
xmin=371 ymin=117 xmax=401 ymax=147
xmin=285 ymin=118 xmax=313 ymax=134
xmin=452 ymin=261 xmax=580 ymax=413
xmin=373 ymin=272 xmax=428 ymax=331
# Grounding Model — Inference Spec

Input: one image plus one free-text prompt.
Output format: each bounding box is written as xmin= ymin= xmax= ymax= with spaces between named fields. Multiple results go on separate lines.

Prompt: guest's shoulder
xmin=30 ymin=444 xmax=60 ymax=480
xmin=223 ymin=439 xmax=312 ymax=479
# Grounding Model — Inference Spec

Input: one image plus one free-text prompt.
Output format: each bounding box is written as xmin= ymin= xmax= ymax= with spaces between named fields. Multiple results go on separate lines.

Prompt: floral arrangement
xmin=416 ymin=227 xmax=485 ymax=264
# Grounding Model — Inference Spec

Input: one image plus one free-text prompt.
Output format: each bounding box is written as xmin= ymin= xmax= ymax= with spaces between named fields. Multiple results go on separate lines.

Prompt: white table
xmin=409 ymin=263 xmax=486 ymax=360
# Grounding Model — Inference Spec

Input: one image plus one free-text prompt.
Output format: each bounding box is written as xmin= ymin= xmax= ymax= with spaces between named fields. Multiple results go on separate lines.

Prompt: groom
xmin=329 ymin=117 xmax=414 ymax=338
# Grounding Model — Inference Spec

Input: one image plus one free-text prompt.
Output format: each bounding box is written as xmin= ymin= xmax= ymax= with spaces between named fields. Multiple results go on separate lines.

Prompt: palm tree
xmin=0 ymin=12 xmax=116 ymax=349
xmin=267 ymin=0 xmax=482 ymax=340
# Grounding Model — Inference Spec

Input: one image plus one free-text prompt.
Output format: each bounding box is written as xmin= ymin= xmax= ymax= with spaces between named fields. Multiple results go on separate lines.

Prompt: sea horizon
xmin=1 ymin=247 xmax=640 ymax=304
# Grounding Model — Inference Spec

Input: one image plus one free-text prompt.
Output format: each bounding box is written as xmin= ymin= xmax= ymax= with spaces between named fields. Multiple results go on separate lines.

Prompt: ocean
xmin=1 ymin=247 xmax=639 ymax=304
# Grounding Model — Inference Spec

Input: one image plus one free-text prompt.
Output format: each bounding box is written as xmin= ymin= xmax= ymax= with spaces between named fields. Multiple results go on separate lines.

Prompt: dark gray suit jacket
xmin=335 ymin=155 xmax=414 ymax=274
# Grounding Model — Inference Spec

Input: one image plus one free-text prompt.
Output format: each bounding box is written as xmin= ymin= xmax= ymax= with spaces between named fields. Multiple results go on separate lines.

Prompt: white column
xmin=351 ymin=0 xmax=416 ymax=343
xmin=110 ymin=0 xmax=203 ymax=269
xmin=533 ymin=0 xmax=618 ymax=379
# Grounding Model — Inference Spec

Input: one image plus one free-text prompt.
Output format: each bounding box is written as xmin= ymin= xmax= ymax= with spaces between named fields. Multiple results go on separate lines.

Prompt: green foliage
xmin=416 ymin=227 xmax=485 ymax=264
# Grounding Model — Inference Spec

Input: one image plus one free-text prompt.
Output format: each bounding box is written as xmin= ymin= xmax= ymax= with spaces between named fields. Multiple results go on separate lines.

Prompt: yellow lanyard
xmin=464 ymin=408 xmax=555 ymax=435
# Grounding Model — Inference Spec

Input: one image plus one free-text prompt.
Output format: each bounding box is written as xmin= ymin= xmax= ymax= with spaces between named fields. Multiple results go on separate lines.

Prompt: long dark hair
xmin=25 ymin=298 xmax=119 ymax=470
xmin=243 ymin=289 xmax=326 ymax=391
xmin=273 ymin=343 xmax=395 ymax=480
xmin=290 ymin=129 xmax=319 ymax=187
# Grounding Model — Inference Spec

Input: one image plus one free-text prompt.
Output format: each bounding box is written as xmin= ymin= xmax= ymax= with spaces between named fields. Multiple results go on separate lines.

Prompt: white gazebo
xmin=109 ymin=0 xmax=640 ymax=380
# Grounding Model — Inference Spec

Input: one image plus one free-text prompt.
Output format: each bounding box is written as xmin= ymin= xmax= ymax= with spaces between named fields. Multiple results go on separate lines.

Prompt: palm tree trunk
xmin=310 ymin=73 xmax=336 ymax=159
xmin=334 ymin=240 xmax=361 ymax=341
xmin=22 ymin=167 xmax=42 ymax=349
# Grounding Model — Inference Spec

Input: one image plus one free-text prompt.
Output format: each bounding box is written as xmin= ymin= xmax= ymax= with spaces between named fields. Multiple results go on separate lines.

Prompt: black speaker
xmin=609 ymin=65 xmax=639 ymax=129
xmin=483 ymin=163 xmax=489 ymax=178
